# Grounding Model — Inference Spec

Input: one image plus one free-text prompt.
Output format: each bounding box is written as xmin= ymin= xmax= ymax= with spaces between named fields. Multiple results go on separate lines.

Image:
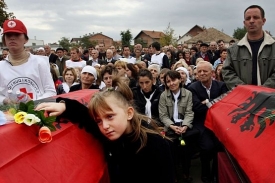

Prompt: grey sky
xmin=5 ymin=0 xmax=275 ymax=44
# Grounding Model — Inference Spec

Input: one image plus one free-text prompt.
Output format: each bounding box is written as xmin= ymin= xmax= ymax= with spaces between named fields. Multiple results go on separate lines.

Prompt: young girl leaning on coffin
xmin=35 ymin=77 xmax=175 ymax=183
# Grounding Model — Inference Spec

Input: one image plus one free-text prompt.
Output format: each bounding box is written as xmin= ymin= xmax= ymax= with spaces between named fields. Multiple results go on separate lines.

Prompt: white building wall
xmin=25 ymin=39 xmax=44 ymax=47
xmin=177 ymin=35 xmax=192 ymax=44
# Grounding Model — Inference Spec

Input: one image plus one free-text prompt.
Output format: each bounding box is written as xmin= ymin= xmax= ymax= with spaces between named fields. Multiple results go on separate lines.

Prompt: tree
xmin=58 ymin=37 xmax=71 ymax=51
xmin=79 ymin=33 xmax=97 ymax=49
xmin=134 ymin=38 xmax=147 ymax=48
xmin=120 ymin=29 xmax=132 ymax=46
xmin=0 ymin=1 xmax=15 ymax=27
xmin=233 ymin=27 xmax=247 ymax=40
xmin=159 ymin=23 xmax=177 ymax=47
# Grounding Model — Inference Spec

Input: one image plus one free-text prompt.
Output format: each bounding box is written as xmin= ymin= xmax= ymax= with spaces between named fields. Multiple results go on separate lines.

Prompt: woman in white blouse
xmin=57 ymin=67 xmax=78 ymax=94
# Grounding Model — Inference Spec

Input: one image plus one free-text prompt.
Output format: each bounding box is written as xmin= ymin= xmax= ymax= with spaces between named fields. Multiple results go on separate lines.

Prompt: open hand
xmin=35 ymin=102 xmax=66 ymax=117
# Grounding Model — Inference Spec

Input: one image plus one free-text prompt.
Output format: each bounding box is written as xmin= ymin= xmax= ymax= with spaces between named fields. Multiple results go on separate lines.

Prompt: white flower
xmin=23 ymin=114 xmax=41 ymax=126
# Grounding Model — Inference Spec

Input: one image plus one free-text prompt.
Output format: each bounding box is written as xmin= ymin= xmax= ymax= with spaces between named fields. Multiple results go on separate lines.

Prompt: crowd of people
xmin=1 ymin=4 xmax=275 ymax=183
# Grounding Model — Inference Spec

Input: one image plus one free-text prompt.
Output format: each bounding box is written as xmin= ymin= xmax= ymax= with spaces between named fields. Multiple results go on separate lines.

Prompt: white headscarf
xmin=176 ymin=67 xmax=191 ymax=85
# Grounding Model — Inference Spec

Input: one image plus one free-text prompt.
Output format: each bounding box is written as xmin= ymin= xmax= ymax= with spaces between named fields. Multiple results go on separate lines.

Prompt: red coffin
xmin=0 ymin=89 xmax=109 ymax=183
xmin=205 ymin=85 xmax=275 ymax=183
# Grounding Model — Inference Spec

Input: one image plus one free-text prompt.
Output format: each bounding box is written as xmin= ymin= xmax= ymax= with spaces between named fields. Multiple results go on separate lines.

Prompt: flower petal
xmin=14 ymin=112 xmax=27 ymax=124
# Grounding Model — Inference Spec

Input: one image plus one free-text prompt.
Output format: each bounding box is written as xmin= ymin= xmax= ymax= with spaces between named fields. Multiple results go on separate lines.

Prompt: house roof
xmin=177 ymin=25 xmax=204 ymax=42
xmin=70 ymin=38 xmax=81 ymax=42
xmin=90 ymin=33 xmax=113 ymax=40
xmin=185 ymin=27 xmax=238 ymax=43
xmin=70 ymin=33 xmax=113 ymax=43
xmin=134 ymin=30 xmax=165 ymax=39
xmin=185 ymin=25 xmax=204 ymax=37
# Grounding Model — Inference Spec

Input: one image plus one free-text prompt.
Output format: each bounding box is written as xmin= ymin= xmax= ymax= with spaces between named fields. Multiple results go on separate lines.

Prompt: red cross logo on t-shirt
xmin=19 ymin=88 xmax=33 ymax=99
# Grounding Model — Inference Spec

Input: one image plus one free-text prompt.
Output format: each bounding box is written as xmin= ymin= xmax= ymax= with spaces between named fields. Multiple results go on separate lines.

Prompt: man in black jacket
xmin=191 ymin=43 xmax=214 ymax=65
xmin=44 ymin=45 xmax=58 ymax=64
xmin=188 ymin=61 xmax=228 ymax=182
xmin=86 ymin=49 xmax=107 ymax=66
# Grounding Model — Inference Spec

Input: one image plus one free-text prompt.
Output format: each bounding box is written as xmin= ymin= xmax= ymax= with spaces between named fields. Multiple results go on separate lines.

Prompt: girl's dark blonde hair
xmin=88 ymin=76 xmax=165 ymax=152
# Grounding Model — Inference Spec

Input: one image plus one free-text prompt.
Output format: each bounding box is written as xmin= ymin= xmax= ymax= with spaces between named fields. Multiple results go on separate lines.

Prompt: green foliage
xmin=0 ymin=1 xmax=15 ymax=27
xmin=18 ymin=101 xmax=56 ymax=131
xmin=58 ymin=37 xmax=71 ymax=51
xmin=159 ymin=23 xmax=177 ymax=47
xmin=233 ymin=27 xmax=247 ymax=40
xmin=120 ymin=29 xmax=133 ymax=46
xmin=58 ymin=33 xmax=99 ymax=50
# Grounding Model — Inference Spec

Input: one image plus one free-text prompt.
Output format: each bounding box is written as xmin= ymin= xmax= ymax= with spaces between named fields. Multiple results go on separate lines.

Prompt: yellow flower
xmin=14 ymin=112 xmax=27 ymax=124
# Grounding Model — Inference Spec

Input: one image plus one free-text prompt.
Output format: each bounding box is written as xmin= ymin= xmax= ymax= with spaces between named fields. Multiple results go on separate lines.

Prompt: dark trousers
xmin=199 ymin=128 xmax=223 ymax=181
xmin=169 ymin=131 xmax=199 ymax=178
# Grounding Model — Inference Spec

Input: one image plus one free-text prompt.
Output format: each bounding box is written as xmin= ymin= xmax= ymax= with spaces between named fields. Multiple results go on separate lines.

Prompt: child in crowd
xmin=35 ymin=77 xmax=175 ymax=183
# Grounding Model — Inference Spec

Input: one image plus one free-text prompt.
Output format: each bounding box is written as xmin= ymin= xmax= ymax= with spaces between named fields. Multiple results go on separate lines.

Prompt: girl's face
xmin=134 ymin=65 xmax=140 ymax=73
xmin=103 ymin=73 xmax=113 ymax=88
xmin=95 ymin=96 xmax=133 ymax=141
xmin=159 ymin=73 xmax=165 ymax=85
xmin=217 ymin=65 xmax=222 ymax=75
xmin=185 ymin=52 xmax=190 ymax=58
xmin=190 ymin=50 xmax=196 ymax=57
xmin=74 ymin=68 xmax=81 ymax=80
xmin=116 ymin=66 xmax=126 ymax=76
xmin=178 ymin=53 xmax=183 ymax=59
xmin=64 ymin=70 xmax=75 ymax=84
xmin=138 ymin=76 xmax=153 ymax=93
xmin=193 ymin=69 xmax=199 ymax=81
xmin=166 ymin=76 xmax=181 ymax=93
xmin=188 ymin=66 xmax=193 ymax=76
xmin=126 ymin=67 xmax=132 ymax=78
xmin=166 ymin=51 xmax=171 ymax=59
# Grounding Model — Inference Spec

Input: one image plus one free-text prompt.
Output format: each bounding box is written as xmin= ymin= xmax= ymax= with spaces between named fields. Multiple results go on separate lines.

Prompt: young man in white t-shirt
xmin=150 ymin=42 xmax=170 ymax=69
xmin=65 ymin=47 xmax=86 ymax=69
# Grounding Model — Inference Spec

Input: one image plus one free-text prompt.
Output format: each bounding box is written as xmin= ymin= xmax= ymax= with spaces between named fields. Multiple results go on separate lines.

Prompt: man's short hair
xmin=70 ymin=47 xmax=80 ymax=53
xmin=244 ymin=5 xmax=265 ymax=18
xmin=83 ymin=49 xmax=89 ymax=54
xmin=56 ymin=48 xmax=64 ymax=52
xmin=190 ymin=46 xmax=198 ymax=52
xmin=122 ymin=45 xmax=130 ymax=51
xmin=196 ymin=40 xmax=203 ymax=44
xmin=220 ymin=48 xmax=227 ymax=54
xmin=151 ymin=42 xmax=161 ymax=51
xmin=217 ymin=39 xmax=224 ymax=44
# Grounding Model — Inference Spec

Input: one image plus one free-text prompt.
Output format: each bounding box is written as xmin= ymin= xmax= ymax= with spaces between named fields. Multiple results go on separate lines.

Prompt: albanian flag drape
xmin=205 ymin=85 xmax=275 ymax=183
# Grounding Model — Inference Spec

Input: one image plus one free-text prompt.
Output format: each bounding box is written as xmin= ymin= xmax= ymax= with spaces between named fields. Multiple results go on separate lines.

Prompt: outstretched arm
xmin=36 ymin=98 xmax=102 ymax=137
